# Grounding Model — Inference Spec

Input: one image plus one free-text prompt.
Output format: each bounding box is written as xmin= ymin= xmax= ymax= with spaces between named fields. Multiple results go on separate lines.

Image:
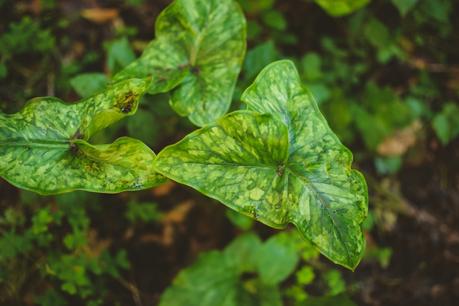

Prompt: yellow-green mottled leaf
xmin=114 ymin=0 xmax=246 ymax=126
xmin=155 ymin=61 xmax=368 ymax=270
xmin=242 ymin=60 xmax=368 ymax=269
xmin=314 ymin=0 xmax=370 ymax=16
xmin=155 ymin=111 xmax=291 ymax=226
xmin=0 ymin=79 xmax=165 ymax=194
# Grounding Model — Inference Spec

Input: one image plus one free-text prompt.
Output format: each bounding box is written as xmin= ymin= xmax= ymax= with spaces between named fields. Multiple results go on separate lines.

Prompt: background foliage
xmin=0 ymin=0 xmax=458 ymax=305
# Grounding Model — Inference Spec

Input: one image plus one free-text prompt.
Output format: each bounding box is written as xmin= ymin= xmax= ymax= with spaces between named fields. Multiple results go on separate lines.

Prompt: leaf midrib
xmin=0 ymin=138 xmax=70 ymax=149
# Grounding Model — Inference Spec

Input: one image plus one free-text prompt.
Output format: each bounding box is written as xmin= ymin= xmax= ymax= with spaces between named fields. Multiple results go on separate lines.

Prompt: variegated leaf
xmin=114 ymin=0 xmax=246 ymax=126
xmin=155 ymin=61 xmax=368 ymax=269
xmin=0 ymin=79 xmax=165 ymax=194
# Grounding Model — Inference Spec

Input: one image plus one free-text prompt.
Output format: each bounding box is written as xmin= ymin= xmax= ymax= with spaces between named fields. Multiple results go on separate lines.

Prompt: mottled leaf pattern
xmin=0 ymin=79 xmax=165 ymax=194
xmin=155 ymin=111 xmax=291 ymax=227
xmin=155 ymin=61 xmax=368 ymax=269
xmin=114 ymin=0 xmax=246 ymax=126
xmin=242 ymin=60 xmax=368 ymax=269
xmin=314 ymin=0 xmax=370 ymax=16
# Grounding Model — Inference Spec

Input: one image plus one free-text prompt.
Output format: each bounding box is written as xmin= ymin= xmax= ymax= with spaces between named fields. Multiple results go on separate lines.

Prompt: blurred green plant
xmin=0 ymin=192 xmax=130 ymax=305
xmin=160 ymin=231 xmax=360 ymax=305
xmin=432 ymin=103 xmax=459 ymax=145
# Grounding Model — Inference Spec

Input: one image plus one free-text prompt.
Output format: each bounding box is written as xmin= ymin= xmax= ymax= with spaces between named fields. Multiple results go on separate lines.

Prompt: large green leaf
xmin=114 ymin=0 xmax=246 ymax=126
xmin=155 ymin=61 xmax=368 ymax=269
xmin=314 ymin=0 xmax=370 ymax=16
xmin=0 ymin=79 xmax=165 ymax=195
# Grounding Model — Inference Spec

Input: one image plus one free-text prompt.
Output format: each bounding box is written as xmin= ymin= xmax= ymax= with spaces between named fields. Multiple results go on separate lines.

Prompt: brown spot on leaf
xmin=119 ymin=92 xmax=137 ymax=113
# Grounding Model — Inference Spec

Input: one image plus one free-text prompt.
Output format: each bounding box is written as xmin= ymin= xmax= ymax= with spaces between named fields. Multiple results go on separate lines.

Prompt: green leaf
xmin=256 ymin=232 xmax=299 ymax=285
xmin=262 ymin=10 xmax=287 ymax=31
xmin=114 ymin=0 xmax=247 ymax=126
xmin=421 ymin=0 xmax=451 ymax=23
xmin=226 ymin=209 xmax=254 ymax=230
xmin=243 ymin=41 xmax=279 ymax=81
xmin=364 ymin=18 xmax=390 ymax=50
xmin=314 ymin=0 xmax=370 ymax=16
xmin=296 ymin=266 xmax=315 ymax=285
xmin=323 ymin=270 xmax=346 ymax=295
xmin=70 ymin=73 xmax=108 ymax=98
xmin=105 ymin=37 xmax=136 ymax=74
xmin=0 ymin=79 xmax=165 ymax=194
xmin=301 ymin=52 xmax=323 ymax=81
xmin=432 ymin=103 xmax=459 ymax=145
xmin=241 ymin=61 xmax=368 ymax=269
xmin=125 ymin=201 xmax=162 ymax=223
xmin=159 ymin=233 xmax=291 ymax=306
xmin=159 ymin=251 xmax=240 ymax=306
xmin=391 ymin=0 xmax=418 ymax=16
xmin=155 ymin=61 xmax=368 ymax=270
xmin=224 ymin=232 xmax=262 ymax=273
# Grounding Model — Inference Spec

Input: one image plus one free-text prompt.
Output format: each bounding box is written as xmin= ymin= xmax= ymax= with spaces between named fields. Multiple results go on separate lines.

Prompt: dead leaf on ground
xmin=152 ymin=181 xmax=175 ymax=197
xmin=378 ymin=120 xmax=422 ymax=156
xmin=162 ymin=201 xmax=194 ymax=224
xmin=138 ymin=201 xmax=194 ymax=246
xmin=81 ymin=8 xmax=119 ymax=23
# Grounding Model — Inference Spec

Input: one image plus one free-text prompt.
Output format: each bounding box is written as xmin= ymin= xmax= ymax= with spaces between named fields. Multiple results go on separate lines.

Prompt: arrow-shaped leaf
xmin=154 ymin=61 xmax=368 ymax=269
xmin=113 ymin=0 xmax=246 ymax=127
xmin=241 ymin=60 xmax=368 ymax=269
xmin=0 ymin=79 xmax=165 ymax=195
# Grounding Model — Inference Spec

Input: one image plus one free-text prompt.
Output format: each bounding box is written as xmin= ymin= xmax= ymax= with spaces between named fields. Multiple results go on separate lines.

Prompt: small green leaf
xmin=391 ymin=0 xmax=418 ymax=16
xmin=159 ymin=251 xmax=239 ymax=306
xmin=226 ymin=209 xmax=254 ymax=231
xmin=224 ymin=232 xmax=262 ymax=273
xmin=262 ymin=10 xmax=287 ymax=31
xmin=256 ymin=233 xmax=299 ymax=285
xmin=296 ymin=266 xmax=315 ymax=285
xmin=314 ymin=0 xmax=370 ymax=16
xmin=323 ymin=270 xmax=346 ymax=295
xmin=243 ymin=41 xmax=279 ymax=81
xmin=0 ymin=79 xmax=165 ymax=194
xmin=105 ymin=37 xmax=136 ymax=74
xmin=432 ymin=103 xmax=459 ymax=145
xmin=155 ymin=61 xmax=368 ymax=269
xmin=301 ymin=52 xmax=323 ymax=81
xmin=125 ymin=201 xmax=162 ymax=223
xmin=364 ymin=18 xmax=390 ymax=50
xmin=70 ymin=73 xmax=108 ymax=98
xmin=114 ymin=0 xmax=247 ymax=126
